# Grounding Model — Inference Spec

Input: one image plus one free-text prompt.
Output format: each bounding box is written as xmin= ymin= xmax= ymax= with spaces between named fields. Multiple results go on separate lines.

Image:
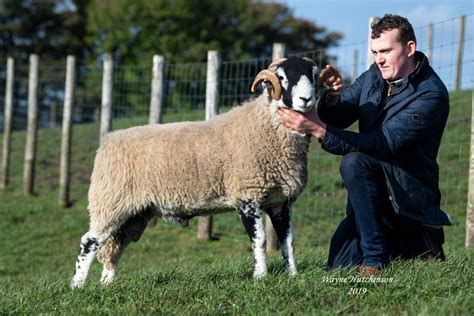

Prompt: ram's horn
xmin=251 ymin=69 xmax=282 ymax=100
xmin=267 ymin=58 xmax=287 ymax=72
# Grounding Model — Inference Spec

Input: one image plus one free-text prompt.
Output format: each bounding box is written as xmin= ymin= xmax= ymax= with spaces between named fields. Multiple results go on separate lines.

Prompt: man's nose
xmin=376 ymin=55 xmax=385 ymax=64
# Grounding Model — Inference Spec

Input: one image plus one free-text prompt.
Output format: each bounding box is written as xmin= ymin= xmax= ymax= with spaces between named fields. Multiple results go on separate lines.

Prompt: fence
xmin=0 ymin=15 xmax=473 ymax=248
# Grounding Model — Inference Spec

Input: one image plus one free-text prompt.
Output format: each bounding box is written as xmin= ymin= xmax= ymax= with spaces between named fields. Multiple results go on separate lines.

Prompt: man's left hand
xmin=277 ymin=107 xmax=326 ymax=140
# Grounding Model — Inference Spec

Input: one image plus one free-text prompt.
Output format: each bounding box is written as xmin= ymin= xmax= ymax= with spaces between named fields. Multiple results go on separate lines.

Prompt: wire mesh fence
xmin=0 ymin=14 xmax=472 ymax=246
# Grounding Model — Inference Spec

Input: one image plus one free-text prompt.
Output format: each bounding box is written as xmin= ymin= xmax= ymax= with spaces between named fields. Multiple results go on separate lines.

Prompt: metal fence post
xmin=149 ymin=55 xmax=165 ymax=124
xmin=197 ymin=50 xmax=220 ymax=240
xmin=265 ymin=42 xmax=286 ymax=252
xmin=1 ymin=57 xmax=14 ymax=189
xmin=59 ymin=55 xmax=76 ymax=207
xmin=23 ymin=54 xmax=39 ymax=196
xmin=100 ymin=53 xmax=113 ymax=143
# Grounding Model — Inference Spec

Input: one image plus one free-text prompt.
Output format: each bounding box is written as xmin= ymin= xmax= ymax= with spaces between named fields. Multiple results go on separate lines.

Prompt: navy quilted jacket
xmin=319 ymin=51 xmax=451 ymax=225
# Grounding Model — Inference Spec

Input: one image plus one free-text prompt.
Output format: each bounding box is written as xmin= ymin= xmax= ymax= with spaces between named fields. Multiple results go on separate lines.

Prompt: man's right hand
xmin=317 ymin=65 xmax=343 ymax=103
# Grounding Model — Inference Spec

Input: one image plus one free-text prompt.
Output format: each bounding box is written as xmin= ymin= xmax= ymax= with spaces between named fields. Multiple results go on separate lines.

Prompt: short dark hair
xmin=371 ymin=14 xmax=416 ymax=44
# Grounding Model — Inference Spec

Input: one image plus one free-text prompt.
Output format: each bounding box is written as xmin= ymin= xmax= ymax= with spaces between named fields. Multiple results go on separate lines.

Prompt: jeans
xmin=339 ymin=152 xmax=390 ymax=267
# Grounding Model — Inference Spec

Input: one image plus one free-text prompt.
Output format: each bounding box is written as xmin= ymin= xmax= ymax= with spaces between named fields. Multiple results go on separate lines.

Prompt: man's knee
xmin=339 ymin=152 xmax=374 ymax=183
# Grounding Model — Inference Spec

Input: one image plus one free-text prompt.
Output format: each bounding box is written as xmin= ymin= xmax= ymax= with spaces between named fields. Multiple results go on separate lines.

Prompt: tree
xmin=0 ymin=0 xmax=91 ymax=64
xmin=86 ymin=0 xmax=342 ymax=64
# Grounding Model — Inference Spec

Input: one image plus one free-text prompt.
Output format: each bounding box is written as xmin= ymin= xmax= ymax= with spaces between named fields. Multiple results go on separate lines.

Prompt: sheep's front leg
xmin=267 ymin=202 xmax=297 ymax=276
xmin=238 ymin=202 xmax=267 ymax=278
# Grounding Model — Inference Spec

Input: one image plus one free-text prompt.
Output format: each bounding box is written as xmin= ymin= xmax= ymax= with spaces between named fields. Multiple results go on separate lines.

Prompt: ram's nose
xmin=299 ymin=96 xmax=310 ymax=104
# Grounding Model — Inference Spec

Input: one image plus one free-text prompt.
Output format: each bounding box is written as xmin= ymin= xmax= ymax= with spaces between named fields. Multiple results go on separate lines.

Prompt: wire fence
xmin=0 ymin=14 xmax=472 ymax=247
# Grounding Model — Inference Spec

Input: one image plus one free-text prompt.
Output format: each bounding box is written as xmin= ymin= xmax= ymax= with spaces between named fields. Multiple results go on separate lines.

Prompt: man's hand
xmin=278 ymin=107 xmax=326 ymax=140
xmin=317 ymin=65 xmax=343 ymax=103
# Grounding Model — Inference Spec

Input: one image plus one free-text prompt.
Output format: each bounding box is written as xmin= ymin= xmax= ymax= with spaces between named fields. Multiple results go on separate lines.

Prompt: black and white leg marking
xmin=238 ymin=201 xmax=267 ymax=278
xmin=267 ymin=202 xmax=297 ymax=276
xmin=71 ymin=231 xmax=110 ymax=288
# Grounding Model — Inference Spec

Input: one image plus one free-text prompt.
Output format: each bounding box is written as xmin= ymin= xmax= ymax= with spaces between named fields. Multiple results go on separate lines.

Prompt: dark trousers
xmin=327 ymin=152 xmax=445 ymax=269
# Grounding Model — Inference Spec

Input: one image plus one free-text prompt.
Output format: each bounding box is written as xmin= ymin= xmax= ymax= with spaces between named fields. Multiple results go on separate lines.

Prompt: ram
xmin=71 ymin=57 xmax=320 ymax=288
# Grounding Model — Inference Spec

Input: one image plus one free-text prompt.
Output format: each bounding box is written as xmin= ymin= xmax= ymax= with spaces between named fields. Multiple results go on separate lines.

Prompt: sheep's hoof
xmin=253 ymin=271 xmax=268 ymax=279
xmin=100 ymin=268 xmax=116 ymax=285
xmin=70 ymin=277 xmax=85 ymax=289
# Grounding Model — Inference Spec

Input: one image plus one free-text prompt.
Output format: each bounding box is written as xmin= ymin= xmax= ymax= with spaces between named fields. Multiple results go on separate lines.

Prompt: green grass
xmin=0 ymin=92 xmax=473 ymax=314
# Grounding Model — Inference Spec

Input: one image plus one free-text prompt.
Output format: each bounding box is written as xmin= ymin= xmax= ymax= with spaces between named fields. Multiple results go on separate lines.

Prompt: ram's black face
xmin=276 ymin=57 xmax=318 ymax=113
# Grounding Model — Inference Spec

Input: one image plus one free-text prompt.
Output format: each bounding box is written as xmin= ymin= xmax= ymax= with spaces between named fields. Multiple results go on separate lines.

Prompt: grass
xmin=0 ymin=91 xmax=473 ymax=314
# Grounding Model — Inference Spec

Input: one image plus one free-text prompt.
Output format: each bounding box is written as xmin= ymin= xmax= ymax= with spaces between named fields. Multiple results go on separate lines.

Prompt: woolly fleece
xmin=87 ymin=94 xmax=310 ymax=234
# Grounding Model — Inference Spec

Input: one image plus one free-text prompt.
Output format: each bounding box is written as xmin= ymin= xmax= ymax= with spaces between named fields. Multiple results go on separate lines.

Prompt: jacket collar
xmin=372 ymin=51 xmax=429 ymax=86
xmin=368 ymin=52 xmax=429 ymax=128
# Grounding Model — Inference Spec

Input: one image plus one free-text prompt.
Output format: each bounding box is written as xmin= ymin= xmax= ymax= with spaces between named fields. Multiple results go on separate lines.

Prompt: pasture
xmin=0 ymin=90 xmax=473 ymax=314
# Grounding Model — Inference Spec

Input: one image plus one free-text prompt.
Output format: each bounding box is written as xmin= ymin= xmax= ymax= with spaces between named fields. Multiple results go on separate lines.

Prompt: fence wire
xmin=0 ymin=15 xmax=472 ymax=246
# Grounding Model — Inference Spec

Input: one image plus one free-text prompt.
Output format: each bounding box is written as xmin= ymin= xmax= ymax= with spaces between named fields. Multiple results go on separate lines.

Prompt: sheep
xmin=71 ymin=56 xmax=320 ymax=288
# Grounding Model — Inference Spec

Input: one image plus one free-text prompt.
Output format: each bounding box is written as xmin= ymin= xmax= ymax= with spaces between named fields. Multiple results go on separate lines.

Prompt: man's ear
xmin=406 ymin=40 xmax=416 ymax=57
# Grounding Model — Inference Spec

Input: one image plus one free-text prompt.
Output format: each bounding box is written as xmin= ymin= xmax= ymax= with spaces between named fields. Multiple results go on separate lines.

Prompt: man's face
xmin=370 ymin=28 xmax=416 ymax=81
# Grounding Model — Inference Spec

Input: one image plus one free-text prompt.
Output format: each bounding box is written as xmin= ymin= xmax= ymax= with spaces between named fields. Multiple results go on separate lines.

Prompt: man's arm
xmin=317 ymin=66 xmax=364 ymax=129
xmin=321 ymin=95 xmax=449 ymax=159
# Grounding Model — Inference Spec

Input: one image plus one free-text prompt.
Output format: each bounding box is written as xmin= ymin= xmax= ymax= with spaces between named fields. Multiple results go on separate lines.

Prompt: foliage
xmin=0 ymin=0 xmax=341 ymax=65
xmin=0 ymin=0 xmax=91 ymax=65
xmin=85 ymin=0 xmax=342 ymax=64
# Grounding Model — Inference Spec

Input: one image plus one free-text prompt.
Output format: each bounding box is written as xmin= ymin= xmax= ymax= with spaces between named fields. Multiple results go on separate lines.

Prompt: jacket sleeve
xmin=321 ymin=94 xmax=449 ymax=159
xmin=317 ymin=72 xmax=365 ymax=129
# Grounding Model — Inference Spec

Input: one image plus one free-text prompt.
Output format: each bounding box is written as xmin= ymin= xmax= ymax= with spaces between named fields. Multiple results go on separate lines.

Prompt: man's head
xmin=370 ymin=14 xmax=417 ymax=81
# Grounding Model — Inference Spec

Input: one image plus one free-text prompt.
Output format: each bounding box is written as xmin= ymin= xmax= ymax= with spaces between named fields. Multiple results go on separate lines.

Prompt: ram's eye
xmin=278 ymin=75 xmax=284 ymax=80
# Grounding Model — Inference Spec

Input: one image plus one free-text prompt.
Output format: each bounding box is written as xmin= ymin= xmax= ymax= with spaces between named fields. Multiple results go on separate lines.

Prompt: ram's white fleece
xmin=88 ymin=94 xmax=309 ymax=234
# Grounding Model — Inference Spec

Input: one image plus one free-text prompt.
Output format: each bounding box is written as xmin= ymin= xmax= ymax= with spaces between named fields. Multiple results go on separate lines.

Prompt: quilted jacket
xmin=319 ymin=51 xmax=451 ymax=225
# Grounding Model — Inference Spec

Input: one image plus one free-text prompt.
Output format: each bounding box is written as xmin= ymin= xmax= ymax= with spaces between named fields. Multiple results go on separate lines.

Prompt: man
xmin=278 ymin=14 xmax=450 ymax=276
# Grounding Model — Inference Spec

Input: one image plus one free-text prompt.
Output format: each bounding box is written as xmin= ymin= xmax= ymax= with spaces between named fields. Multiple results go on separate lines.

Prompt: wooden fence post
xmin=197 ymin=50 xmax=220 ymax=241
xmin=466 ymin=94 xmax=474 ymax=248
xmin=149 ymin=55 xmax=165 ymax=124
xmin=455 ymin=15 xmax=465 ymax=92
xmin=427 ymin=23 xmax=434 ymax=64
xmin=366 ymin=17 xmax=379 ymax=69
xmin=59 ymin=55 xmax=76 ymax=207
xmin=23 ymin=54 xmax=39 ymax=196
xmin=1 ymin=57 xmax=14 ymax=189
xmin=100 ymin=53 xmax=113 ymax=143
xmin=265 ymin=43 xmax=286 ymax=252
xmin=352 ymin=49 xmax=359 ymax=82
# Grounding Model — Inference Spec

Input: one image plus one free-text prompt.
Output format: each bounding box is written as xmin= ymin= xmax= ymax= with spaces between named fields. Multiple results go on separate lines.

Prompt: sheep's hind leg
xmin=238 ymin=202 xmax=267 ymax=278
xmin=97 ymin=208 xmax=154 ymax=285
xmin=267 ymin=202 xmax=297 ymax=276
xmin=71 ymin=230 xmax=111 ymax=288
xmin=97 ymin=231 xmax=130 ymax=285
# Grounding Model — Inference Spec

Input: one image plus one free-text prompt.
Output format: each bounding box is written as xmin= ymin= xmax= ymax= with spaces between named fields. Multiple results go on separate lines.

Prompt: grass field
xmin=0 ymin=91 xmax=473 ymax=314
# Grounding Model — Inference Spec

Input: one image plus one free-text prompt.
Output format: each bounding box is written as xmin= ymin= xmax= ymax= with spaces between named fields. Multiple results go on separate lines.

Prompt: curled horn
xmin=268 ymin=58 xmax=287 ymax=72
xmin=251 ymin=69 xmax=282 ymax=100
xmin=250 ymin=58 xmax=286 ymax=100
